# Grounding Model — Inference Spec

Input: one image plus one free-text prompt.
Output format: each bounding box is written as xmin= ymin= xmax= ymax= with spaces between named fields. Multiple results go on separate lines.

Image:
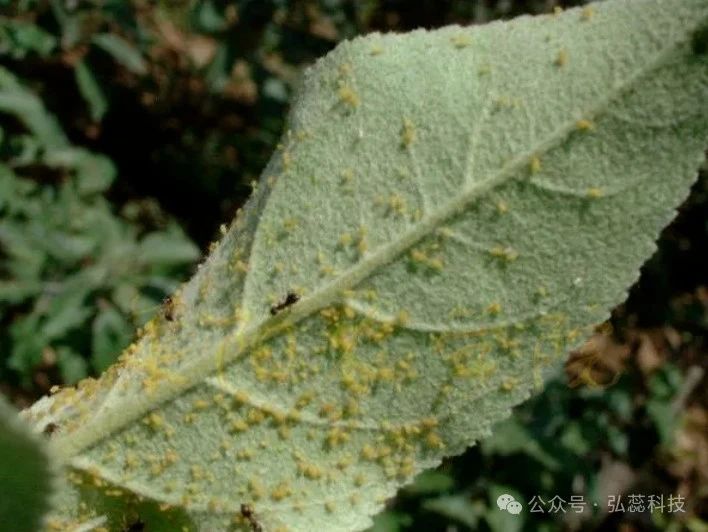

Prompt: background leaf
xmin=92 ymin=33 xmax=148 ymax=76
xmin=74 ymin=61 xmax=108 ymax=123
xmin=0 ymin=395 xmax=55 ymax=532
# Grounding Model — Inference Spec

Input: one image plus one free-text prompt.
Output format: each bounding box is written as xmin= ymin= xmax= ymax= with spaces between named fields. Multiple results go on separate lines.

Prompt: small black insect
xmin=124 ymin=518 xmax=145 ymax=532
xmin=162 ymin=296 xmax=175 ymax=322
xmin=269 ymin=291 xmax=300 ymax=316
xmin=240 ymin=503 xmax=262 ymax=532
xmin=42 ymin=423 xmax=58 ymax=436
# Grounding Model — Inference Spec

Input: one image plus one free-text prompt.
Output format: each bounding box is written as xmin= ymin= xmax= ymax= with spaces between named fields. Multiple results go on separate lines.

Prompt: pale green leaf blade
xmin=0 ymin=395 xmax=55 ymax=532
xmin=24 ymin=1 xmax=708 ymax=531
xmin=74 ymin=60 xmax=108 ymax=123
xmin=0 ymin=66 xmax=68 ymax=150
xmin=91 ymin=34 xmax=148 ymax=76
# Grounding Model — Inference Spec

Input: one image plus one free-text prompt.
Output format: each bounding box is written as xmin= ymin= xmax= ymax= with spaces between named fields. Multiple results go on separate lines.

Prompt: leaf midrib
xmin=51 ymin=27 xmax=693 ymax=466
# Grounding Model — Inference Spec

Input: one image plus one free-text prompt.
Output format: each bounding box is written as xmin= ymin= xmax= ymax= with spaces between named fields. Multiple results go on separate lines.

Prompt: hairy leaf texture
xmin=25 ymin=1 xmax=708 ymax=530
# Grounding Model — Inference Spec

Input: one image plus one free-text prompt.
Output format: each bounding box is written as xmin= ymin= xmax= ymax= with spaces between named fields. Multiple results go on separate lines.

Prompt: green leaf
xmin=0 ymin=66 xmax=68 ymax=150
xmin=92 ymin=33 xmax=148 ymax=75
xmin=92 ymin=306 xmax=133 ymax=373
xmin=403 ymin=470 xmax=455 ymax=495
xmin=481 ymin=419 xmax=559 ymax=471
xmin=0 ymin=395 xmax=55 ymax=532
xmin=41 ymin=285 xmax=93 ymax=341
xmin=422 ymin=495 xmax=483 ymax=529
xmin=43 ymin=147 xmax=117 ymax=195
xmin=368 ymin=511 xmax=412 ymax=532
xmin=485 ymin=485 xmax=524 ymax=532
xmin=137 ymin=229 xmax=201 ymax=268
xmin=192 ymin=0 xmax=229 ymax=33
xmin=56 ymin=347 xmax=90 ymax=385
xmin=0 ymin=20 xmax=57 ymax=58
xmin=74 ymin=60 xmax=109 ymax=123
xmin=25 ymin=1 xmax=708 ymax=530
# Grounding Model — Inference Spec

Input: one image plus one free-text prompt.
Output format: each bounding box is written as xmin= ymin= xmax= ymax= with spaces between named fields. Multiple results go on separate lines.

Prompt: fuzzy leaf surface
xmin=24 ymin=0 xmax=708 ymax=530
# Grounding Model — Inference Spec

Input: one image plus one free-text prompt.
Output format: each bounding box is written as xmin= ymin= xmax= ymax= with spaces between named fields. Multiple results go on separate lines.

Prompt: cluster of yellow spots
xmin=338 ymin=85 xmax=360 ymax=107
xmin=400 ymin=117 xmax=416 ymax=148
xmin=586 ymin=187 xmax=605 ymax=199
xmin=575 ymin=118 xmax=594 ymax=131
xmin=451 ymin=34 xmax=471 ymax=49
xmin=489 ymin=245 xmax=519 ymax=262
xmin=318 ymin=402 xmax=339 ymax=420
xmin=360 ymin=443 xmax=391 ymax=461
xmin=486 ymin=302 xmax=503 ymax=315
xmin=338 ymin=232 xmax=353 ymax=247
xmin=229 ymin=418 xmax=249 ymax=433
xmin=280 ymin=148 xmax=292 ymax=170
xmin=370 ymin=44 xmax=384 ymax=56
xmin=230 ymin=258 xmax=249 ymax=274
xmin=529 ymin=155 xmax=542 ymax=174
xmin=247 ymin=477 xmax=266 ymax=501
xmin=189 ymin=464 xmax=213 ymax=483
xmin=198 ymin=311 xmax=237 ymax=328
xmin=344 ymin=397 xmax=361 ymax=417
xmin=352 ymin=419 xmax=445 ymax=479
xmin=327 ymin=426 xmax=351 ymax=447
xmin=337 ymin=226 xmax=368 ymax=257
xmin=336 ymin=62 xmax=360 ymax=108
xmin=493 ymin=95 xmax=521 ymax=110
xmin=316 ymin=250 xmax=337 ymax=276
xmin=244 ymin=332 xmax=319 ymax=386
xmin=281 ymin=217 xmax=300 ymax=233
xmin=295 ymin=389 xmax=315 ymax=409
xmin=384 ymin=416 xmax=442 ymax=453
xmin=555 ymin=48 xmax=569 ymax=68
xmin=339 ymin=353 xmax=418 ymax=398
xmin=327 ymin=321 xmax=358 ymax=354
xmin=496 ymin=334 xmax=522 ymax=357
xmin=410 ymin=247 xmax=444 ymax=272
xmin=295 ymin=457 xmax=324 ymax=480
xmin=496 ymin=200 xmax=509 ymax=214
xmin=270 ymin=481 xmax=293 ymax=502
xmin=425 ymin=432 xmax=445 ymax=450
xmin=446 ymin=344 xmax=497 ymax=379
xmin=377 ymin=193 xmax=408 ymax=218
xmin=448 ymin=306 xmax=473 ymax=320
xmin=146 ymin=449 xmax=180 ymax=476
xmin=236 ymin=448 xmax=255 ymax=461
xmin=356 ymin=226 xmax=369 ymax=256
xmin=500 ymin=377 xmax=520 ymax=392
xmin=192 ymin=398 xmax=210 ymax=410
xmin=143 ymin=411 xmax=169 ymax=432
xmin=340 ymin=167 xmax=354 ymax=184
xmin=580 ymin=6 xmax=595 ymax=21
xmin=566 ymin=327 xmax=585 ymax=344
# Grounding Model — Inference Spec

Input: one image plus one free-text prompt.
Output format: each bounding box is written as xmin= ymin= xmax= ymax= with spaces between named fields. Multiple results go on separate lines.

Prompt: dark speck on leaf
xmin=270 ymin=291 xmax=300 ymax=315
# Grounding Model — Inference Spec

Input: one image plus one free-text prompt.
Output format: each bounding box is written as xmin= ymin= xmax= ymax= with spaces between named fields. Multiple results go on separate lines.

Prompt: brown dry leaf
xmin=635 ymin=331 xmax=664 ymax=374
xmin=669 ymin=406 xmax=708 ymax=483
xmin=566 ymin=333 xmax=631 ymax=388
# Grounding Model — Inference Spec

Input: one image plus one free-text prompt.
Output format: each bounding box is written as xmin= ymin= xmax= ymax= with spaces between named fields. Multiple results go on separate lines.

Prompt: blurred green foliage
xmin=1 ymin=1 xmax=706 ymax=530
xmin=0 ymin=66 xmax=198 ymax=388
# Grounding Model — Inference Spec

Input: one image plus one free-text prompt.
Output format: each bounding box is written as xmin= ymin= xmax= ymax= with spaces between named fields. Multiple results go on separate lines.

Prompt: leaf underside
xmin=24 ymin=0 xmax=708 ymax=530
